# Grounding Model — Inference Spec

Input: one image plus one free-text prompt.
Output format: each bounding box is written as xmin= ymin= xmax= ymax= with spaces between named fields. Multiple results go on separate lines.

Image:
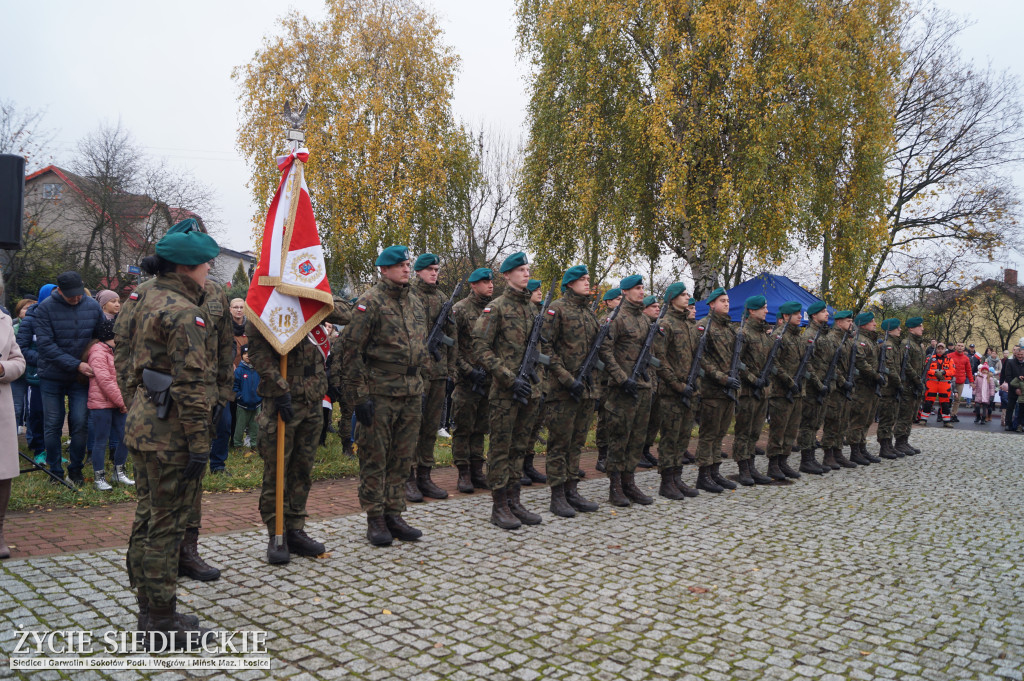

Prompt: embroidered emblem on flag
xmin=195 ymin=316 xmax=206 ymax=327
xmin=298 ymin=259 xmax=315 ymax=276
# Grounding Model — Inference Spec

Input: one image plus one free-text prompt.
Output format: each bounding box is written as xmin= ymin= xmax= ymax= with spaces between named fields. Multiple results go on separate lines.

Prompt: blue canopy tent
xmin=692 ymin=273 xmax=835 ymax=325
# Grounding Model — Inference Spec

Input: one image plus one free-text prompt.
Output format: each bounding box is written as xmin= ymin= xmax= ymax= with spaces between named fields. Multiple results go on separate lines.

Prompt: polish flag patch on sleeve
xmin=547 ymin=309 xmax=556 ymax=316
xmin=483 ymin=307 xmax=491 ymax=313
xmin=357 ymin=304 xmax=367 ymax=312
xmin=129 ymin=292 xmax=139 ymax=300
xmin=195 ymin=316 xmax=206 ymax=327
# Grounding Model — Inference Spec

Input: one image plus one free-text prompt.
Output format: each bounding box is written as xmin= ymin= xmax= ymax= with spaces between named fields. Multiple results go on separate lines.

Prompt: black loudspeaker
xmin=0 ymin=154 xmax=26 ymax=251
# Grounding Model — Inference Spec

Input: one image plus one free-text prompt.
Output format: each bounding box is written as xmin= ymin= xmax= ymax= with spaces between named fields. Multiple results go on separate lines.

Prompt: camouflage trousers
xmin=358 ymin=395 xmax=421 ymax=517
xmin=820 ymin=390 xmax=852 ymax=448
xmin=126 ymin=448 xmax=201 ymax=609
xmin=767 ymin=396 xmax=802 ymax=458
xmin=414 ymin=379 xmax=447 ymax=469
xmin=657 ymin=396 xmax=695 ymax=468
xmin=529 ymin=394 xmax=548 ymax=451
xmin=733 ymin=394 xmax=768 ymax=462
xmin=848 ymin=385 xmax=879 ymax=446
xmin=486 ymin=394 xmax=540 ymax=490
xmin=603 ymin=386 xmax=652 ymax=473
xmin=258 ymin=399 xmax=322 ymax=532
xmin=876 ymin=394 xmax=900 ymax=439
xmin=796 ymin=394 xmax=826 ymax=450
xmin=696 ymin=396 xmax=733 ymax=466
xmin=451 ymin=382 xmax=489 ymax=466
xmin=545 ymin=396 xmax=594 ymax=486
xmin=894 ymin=390 xmax=919 ymax=438
xmin=644 ymin=391 xmax=662 ymax=449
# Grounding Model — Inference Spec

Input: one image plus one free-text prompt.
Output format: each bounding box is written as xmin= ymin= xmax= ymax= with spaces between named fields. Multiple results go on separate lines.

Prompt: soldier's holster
xmin=142 ymin=368 xmax=173 ymax=419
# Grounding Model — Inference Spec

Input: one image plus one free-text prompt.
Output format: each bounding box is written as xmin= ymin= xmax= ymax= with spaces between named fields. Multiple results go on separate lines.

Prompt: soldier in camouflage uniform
xmin=895 ymin=317 xmax=927 ymax=455
xmin=407 ymin=253 xmax=455 ymax=502
xmin=694 ymin=288 xmax=741 ymax=493
xmin=765 ymin=301 xmax=806 ymax=481
xmin=472 ymin=252 xmax=545 ymax=529
xmin=594 ymin=287 xmax=621 ymax=472
xmin=522 ymin=279 xmax=548 ymax=486
xmin=731 ymin=296 xmax=777 ymax=486
xmin=819 ymin=310 xmax=858 ymax=469
xmin=451 ymin=268 xmax=493 ymax=493
xmin=640 ymin=295 xmax=662 ymax=470
xmin=874 ymin=318 xmax=904 ymax=460
xmin=338 ymin=245 xmax=428 ymax=546
xmin=597 ymin=275 xmax=656 ymax=507
xmin=795 ymin=301 xmax=831 ymax=475
xmin=540 ymin=265 xmax=600 ymax=518
xmin=652 ymin=282 xmax=700 ymax=499
xmin=848 ymin=312 xmax=884 ymax=464
xmin=123 ymin=228 xmax=219 ymax=648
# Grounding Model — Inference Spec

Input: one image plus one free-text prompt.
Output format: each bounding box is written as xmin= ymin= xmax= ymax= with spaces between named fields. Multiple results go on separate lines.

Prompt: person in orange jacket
xmin=923 ymin=343 xmax=956 ymax=427
xmin=948 ymin=342 xmax=974 ymax=422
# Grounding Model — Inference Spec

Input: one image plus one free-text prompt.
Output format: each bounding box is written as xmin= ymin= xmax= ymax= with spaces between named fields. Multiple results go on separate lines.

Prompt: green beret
xmin=167 ymin=217 xmax=201 ymax=235
xmin=155 ymin=230 xmax=219 ymax=266
xmin=602 ymin=288 xmax=621 ymax=301
xmin=619 ymin=274 xmax=642 ymax=290
xmin=706 ymin=287 xmax=726 ymax=304
xmin=561 ymin=265 xmax=588 ymax=291
xmin=413 ymin=253 xmax=439 ymax=271
xmin=642 ymin=295 xmax=657 ymax=307
xmin=527 ymin=279 xmax=542 ymax=292
xmin=376 ymin=245 xmax=410 ymax=267
xmin=855 ymin=311 xmax=875 ymax=326
xmin=745 ymin=295 xmax=767 ymax=311
xmin=779 ymin=301 xmax=802 ymax=315
xmin=906 ymin=316 xmax=923 ymax=329
xmin=664 ymin=282 xmax=687 ymax=304
xmin=500 ymin=251 xmax=529 ymax=273
xmin=834 ymin=310 xmax=853 ymax=320
xmin=881 ymin=318 xmax=900 ymax=332
xmin=807 ymin=301 xmax=827 ymax=315
xmin=688 ymin=297 xmax=697 ymax=305
xmin=468 ymin=268 xmax=492 ymax=283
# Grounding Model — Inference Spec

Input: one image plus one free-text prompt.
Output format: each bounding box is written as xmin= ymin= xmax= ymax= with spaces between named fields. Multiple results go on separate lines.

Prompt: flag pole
xmin=275 ymin=354 xmax=287 ymax=547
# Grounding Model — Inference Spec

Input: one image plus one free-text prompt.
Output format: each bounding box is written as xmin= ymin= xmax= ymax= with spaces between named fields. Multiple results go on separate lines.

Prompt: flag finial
xmin=282 ymin=101 xmax=307 ymax=145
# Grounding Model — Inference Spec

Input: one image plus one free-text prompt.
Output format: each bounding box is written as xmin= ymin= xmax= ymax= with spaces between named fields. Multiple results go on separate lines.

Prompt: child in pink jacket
xmin=973 ymin=364 xmax=996 ymax=424
xmin=86 ymin=318 xmax=133 ymax=490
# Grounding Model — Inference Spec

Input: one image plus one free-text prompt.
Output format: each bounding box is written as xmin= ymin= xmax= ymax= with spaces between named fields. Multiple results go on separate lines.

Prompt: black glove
xmin=877 ymin=374 xmax=888 ymax=387
xmin=183 ymin=450 xmax=208 ymax=480
xmin=842 ymin=380 xmax=855 ymax=393
xmin=327 ymin=385 xmax=343 ymax=403
xmin=568 ymin=379 xmax=585 ymax=401
xmin=468 ymin=367 xmax=487 ymax=385
xmin=754 ymin=377 xmax=767 ymax=390
xmin=354 ymin=400 xmax=375 ymax=426
xmin=622 ymin=378 xmax=638 ymax=398
xmin=513 ymin=377 xmax=532 ymax=401
xmin=725 ymin=376 xmax=741 ymax=391
xmin=681 ymin=384 xmax=694 ymax=399
xmin=275 ymin=393 xmax=295 ymax=424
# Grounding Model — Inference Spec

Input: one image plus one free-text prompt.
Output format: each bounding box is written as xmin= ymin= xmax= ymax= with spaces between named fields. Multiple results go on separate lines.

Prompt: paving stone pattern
xmin=1 ymin=428 xmax=1022 ymax=680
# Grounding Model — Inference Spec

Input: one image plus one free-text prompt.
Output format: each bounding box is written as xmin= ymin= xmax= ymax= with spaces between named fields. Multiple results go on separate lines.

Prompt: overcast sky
xmin=2 ymin=0 xmax=1022 ymax=268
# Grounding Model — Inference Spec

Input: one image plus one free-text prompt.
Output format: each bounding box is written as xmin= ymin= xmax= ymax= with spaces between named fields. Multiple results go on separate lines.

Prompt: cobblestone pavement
xmin=2 ymin=428 xmax=1022 ymax=680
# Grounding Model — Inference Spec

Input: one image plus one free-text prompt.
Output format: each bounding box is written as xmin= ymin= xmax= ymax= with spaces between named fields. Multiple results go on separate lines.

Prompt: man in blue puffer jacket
xmin=31 ymin=271 xmax=103 ymax=486
xmin=15 ymin=284 xmax=57 ymax=464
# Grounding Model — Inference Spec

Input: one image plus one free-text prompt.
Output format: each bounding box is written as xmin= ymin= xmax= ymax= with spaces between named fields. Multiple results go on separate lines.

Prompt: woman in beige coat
xmin=0 ymin=292 xmax=28 ymax=558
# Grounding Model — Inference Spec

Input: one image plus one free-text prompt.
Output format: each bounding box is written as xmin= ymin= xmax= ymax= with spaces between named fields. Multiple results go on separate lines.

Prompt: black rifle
xmin=843 ymin=328 xmax=860 ymax=400
xmin=426 ymin=277 xmax=464 ymax=362
xmin=682 ymin=318 xmax=712 ymax=408
xmin=753 ymin=327 xmax=786 ymax=401
xmin=571 ymin=303 xmax=622 ymax=402
xmin=627 ymin=303 xmax=668 ymax=398
xmin=513 ymin=278 xmax=558 ymax=405
xmin=817 ymin=327 xmax=851 ymax=405
xmin=725 ymin=315 xmax=746 ymax=404
xmin=786 ymin=325 xmax=822 ymax=403
xmin=590 ymin=297 xmax=601 ymax=312
xmin=874 ymin=332 xmax=890 ymax=397
xmin=917 ymin=345 xmax=935 ymax=397
xmin=896 ymin=339 xmax=910 ymax=401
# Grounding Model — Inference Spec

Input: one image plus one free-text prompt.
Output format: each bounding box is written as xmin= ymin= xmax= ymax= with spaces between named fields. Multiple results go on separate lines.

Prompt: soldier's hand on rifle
xmin=621 ymin=378 xmax=639 ymax=398
xmin=275 ymin=393 xmax=295 ymax=424
xmin=568 ymin=379 xmax=585 ymax=401
xmin=468 ymin=367 xmax=487 ymax=385
xmin=753 ymin=376 xmax=767 ymax=390
xmin=355 ymin=399 xmax=375 ymax=426
xmin=877 ymin=374 xmax=888 ymax=387
xmin=680 ymin=384 xmax=694 ymax=399
xmin=513 ymin=376 xmax=532 ymax=401
xmin=725 ymin=376 xmax=741 ymax=391
xmin=842 ymin=379 xmax=855 ymax=393
xmin=327 ymin=385 xmax=343 ymax=403
xmin=183 ymin=448 xmax=209 ymax=481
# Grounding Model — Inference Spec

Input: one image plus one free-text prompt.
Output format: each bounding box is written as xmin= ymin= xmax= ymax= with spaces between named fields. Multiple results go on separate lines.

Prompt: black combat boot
xmin=508 ymin=483 xmax=542 ymax=525
xmin=136 ymin=593 xmax=199 ymax=632
xmin=681 ymin=450 xmax=696 ymax=465
xmin=577 ymin=468 xmax=586 ymax=479
xmin=735 ymin=459 xmax=755 ymax=487
xmin=366 ymin=516 xmax=393 ymax=546
xmin=895 ymin=435 xmax=917 ymax=456
xmin=267 ymin=531 xmax=290 ymax=564
xmin=799 ymin=449 xmax=826 ymax=475
xmin=146 ymin=597 xmax=214 ymax=653
xmin=833 ymin=446 xmax=857 ymax=468
xmin=566 ymin=478 xmax=599 ymax=512
xmin=754 ymin=447 xmax=766 ymax=457
xmin=671 ymin=467 xmax=700 ymax=497
xmin=341 ymin=436 xmax=355 ymax=458
xmin=385 ymin=514 xmax=423 ymax=541
xmin=622 ymin=470 xmax=654 ymax=504
xmin=821 ymin=447 xmax=840 ymax=470
xmin=862 ymin=442 xmax=882 ymax=463
xmin=286 ymin=528 xmax=326 ymax=556
xmin=697 ymin=465 xmax=724 ymax=493
xmin=848 ymin=444 xmax=869 ymax=466
xmin=469 ymin=459 xmax=489 ymax=489
xmin=523 ymin=455 xmax=547 ymax=484
xmin=637 ymin=446 xmax=655 ymax=469
xmin=778 ymin=454 xmax=801 ymax=479
xmin=766 ymin=456 xmax=786 ymax=481
xmin=596 ymin=446 xmax=608 ymax=473
xmin=178 ymin=528 xmax=221 ymax=581
xmin=549 ymin=483 xmax=576 ymax=518
xmin=416 ymin=465 xmax=449 ymax=499
xmin=877 ymin=438 xmax=899 ymax=460
xmin=710 ymin=462 xmax=738 ymax=489
xmin=607 ymin=471 xmax=631 ymax=507
xmin=658 ymin=468 xmax=686 ymax=500
xmin=490 ymin=488 xmax=521 ymax=530
xmin=404 ymin=470 xmax=424 ymax=502
xmin=456 ymin=464 xmax=474 ymax=493
xmin=747 ymin=458 xmax=774 ymax=485
xmin=906 ymin=437 xmax=921 ymax=455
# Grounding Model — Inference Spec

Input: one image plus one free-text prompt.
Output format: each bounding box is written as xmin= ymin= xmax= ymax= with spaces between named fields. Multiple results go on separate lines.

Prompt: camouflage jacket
xmin=246 ymin=318 xmax=330 ymax=405
xmin=410 ymin=276 xmax=456 ymax=381
xmin=541 ymin=288 xmax=600 ymax=401
xmin=452 ymin=290 xmax=492 ymax=387
xmin=854 ymin=329 xmax=881 ymax=386
xmin=816 ymin=327 xmax=851 ymax=394
xmin=903 ymin=335 xmax=927 ymax=394
xmin=834 ymin=328 xmax=856 ymax=392
xmin=123 ymin=274 xmax=211 ymax=454
xmin=472 ymin=285 xmax=539 ymax=399
xmin=336 ymin=278 xmax=427 ymax=403
xmin=771 ymin=322 xmax=805 ymax=398
xmin=598 ymin=297 xmax=653 ymax=389
xmin=739 ymin=316 xmax=777 ymax=398
xmin=697 ymin=310 xmax=736 ymax=399
xmin=879 ymin=332 xmax=903 ymax=396
xmin=656 ymin=307 xmax=695 ymax=396
xmin=799 ymin=320 xmax=830 ymax=395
